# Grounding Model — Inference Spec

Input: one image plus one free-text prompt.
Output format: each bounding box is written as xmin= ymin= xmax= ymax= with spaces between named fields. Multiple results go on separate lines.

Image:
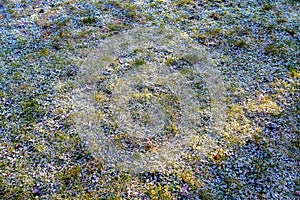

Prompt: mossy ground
xmin=0 ymin=0 xmax=299 ymax=199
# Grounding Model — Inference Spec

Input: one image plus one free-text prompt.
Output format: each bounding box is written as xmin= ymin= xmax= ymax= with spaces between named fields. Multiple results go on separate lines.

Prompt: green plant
xmin=233 ymin=40 xmax=249 ymax=48
xmin=82 ymin=16 xmax=96 ymax=24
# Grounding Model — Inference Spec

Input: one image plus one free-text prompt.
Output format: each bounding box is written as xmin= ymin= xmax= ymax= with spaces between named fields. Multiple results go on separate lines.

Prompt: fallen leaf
xmin=213 ymin=153 xmax=220 ymax=160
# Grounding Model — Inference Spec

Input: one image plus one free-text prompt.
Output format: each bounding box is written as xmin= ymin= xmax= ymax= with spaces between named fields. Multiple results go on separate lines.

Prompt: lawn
xmin=0 ymin=0 xmax=299 ymax=199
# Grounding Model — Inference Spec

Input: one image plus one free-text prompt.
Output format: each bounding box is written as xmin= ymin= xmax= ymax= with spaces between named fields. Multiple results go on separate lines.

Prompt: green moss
xmin=294 ymin=179 xmax=300 ymax=187
xmin=82 ymin=16 xmax=96 ymax=24
xmin=196 ymin=33 xmax=208 ymax=43
xmin=20 ymin=97 xmax=42 ymax=122
xmin=233 ymin=40 xmax=249 ymax=48
xmin=293 ymin=139 xmax=300 ymax=148
xmin=260 ymin=3 xmax=274 ymax=11
xmin=284 ymin=27 xmax=296 ymax=36
xmin=179 ymin=67 xmax=194 ymax=75
xmin=265 ymin=43 xmax=287 ymax=56
xmin=69 ymin=165 xmax=81 ymax=178
xmin=111 ymin=1 xmax=140 ymax=20
xmin=133 ymin=48 xmax=143 ymax=53
xmin=210 ymin=12 xmax=222 ymax=20
xmin=276 ymin=18 xmax=287 ymax=23
xmin=158 ymin=93 xmax=180 ymax=123
xmin=126 ymin=10 xmax=138 ymax=20
xmin=286 ymin=65 xmax=300 ymax=78
xmin=133 ymin=58 xmax=146 ymax=66
xmin=75 ymin=193 xmax=94 ymax=200
xmin=133 ymin=151 xmax=142 ymax=160
xmin=13 ymin=71 xmax=21 ymax=79
xmin=125 ymin=5 xmax=137 ymax=17
xmin=39 ymin=48 xmax=50 ymax=56
xmin=95 ymin=173 xmax=134 ymax=198
xmin=76 ymin=29 xmax=89 ymax=38
xmin=59 ymin=30 xmax=71 ymax=38
xmin=107 ymin=23 xmax=123 ymax=32
xmin=129 ymin=90 xmax=152 ymax=100
xmin=173 ymin=0 xmax=196 ymax=7
xmin=56 ymin=18 xmax=71 ymax=28
xmin=207 ymin=27 xmax=222 ymax=38
xmin=165 ymin=57 xmax=178 ymax=66
xmin=60 ymin=165 xmax=82 ymax=182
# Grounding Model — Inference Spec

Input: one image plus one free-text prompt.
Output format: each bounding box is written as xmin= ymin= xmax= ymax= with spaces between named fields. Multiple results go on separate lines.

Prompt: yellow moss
xmin=179 ymin=170 xmax=201 ymax=190
xmin=222 ymin=104 xmax=254 ymax=146
xmin=247 ymin=95 xmax=281 ymax=115
xmin=165 ymin=57 xmax=177 ymax=66
xmin=113 ymin=132 xmax=129 ymax=142
xmin=290 ymin=68 xmax=300 ymax=78
xmin=227 ymin=104 xmax=244 ymax=117
xmin=93 ymin=91 xmax=107 ymax=103
xmin=35 ymin=144 xmax=44 ymax=152
xmin=130 ymin=90 xmax=153 ymax=99
xmin=165 ymin=124 xmax=179 ymax=135
xmin=181 ymin=170 xmax=193 ymax=183
xmin=146 ymin=183 xmax=171 ymax=200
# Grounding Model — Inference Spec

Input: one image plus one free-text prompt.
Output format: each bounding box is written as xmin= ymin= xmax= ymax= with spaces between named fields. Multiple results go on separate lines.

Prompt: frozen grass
xmin=0 ymin=0 xmax=299 ymax=199
xmin=69 ymin=26 xmax=226 ymax=172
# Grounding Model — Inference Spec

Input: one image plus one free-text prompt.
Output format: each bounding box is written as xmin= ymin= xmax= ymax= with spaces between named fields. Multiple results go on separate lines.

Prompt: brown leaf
xmin=213 ymin=153 xmax=220 ymax=160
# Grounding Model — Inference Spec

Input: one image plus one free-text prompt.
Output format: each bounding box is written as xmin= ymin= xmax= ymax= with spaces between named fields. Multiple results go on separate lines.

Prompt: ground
xmin=0 ymin=0 xmax=299 ymax=199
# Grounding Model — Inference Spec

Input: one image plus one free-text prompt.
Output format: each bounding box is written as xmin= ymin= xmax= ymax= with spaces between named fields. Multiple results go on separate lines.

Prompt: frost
xmin=71 ymin=26 xmax=226 ymax=172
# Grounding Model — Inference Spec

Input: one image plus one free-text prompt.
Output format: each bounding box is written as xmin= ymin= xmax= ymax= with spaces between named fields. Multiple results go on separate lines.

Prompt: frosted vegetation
xmin=70 ymin=26 xmax=226 ymax=172
xmin=1 ymin=0 xmax=298 ymax=198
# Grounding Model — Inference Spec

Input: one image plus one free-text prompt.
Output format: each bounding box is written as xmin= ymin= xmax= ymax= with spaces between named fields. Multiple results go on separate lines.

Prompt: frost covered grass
xmin=0 ymin=0 xmax=299 ymax=199
xmin=70 ymin=26 xmax=226 ymax=172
